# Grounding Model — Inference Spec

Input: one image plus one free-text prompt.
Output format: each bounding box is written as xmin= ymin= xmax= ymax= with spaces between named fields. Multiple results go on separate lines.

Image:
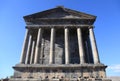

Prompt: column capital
xmin=88 ymin=25 xmax=94 ymax=29
xmin=50 ymin=26 xmax=55 ymax=28
xmin=64 ymin=26 xmax=69 ymax=29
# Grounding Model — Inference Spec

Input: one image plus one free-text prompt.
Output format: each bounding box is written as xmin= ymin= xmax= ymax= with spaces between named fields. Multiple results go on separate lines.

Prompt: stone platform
xmin=10 ymin=64 xmax=109 ymax=81
xmin=9 ymin=78 xmax=112 ymax=81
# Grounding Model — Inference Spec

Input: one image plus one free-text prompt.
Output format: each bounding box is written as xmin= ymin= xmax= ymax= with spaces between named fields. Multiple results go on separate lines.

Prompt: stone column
xmin=49 ymin=27 xmax=55 ymax=64
xmin=30 ymin=40 xmax=35 ymax=64
xmin=34 ymin=28 xmax=42 ymax=64
xmin=20 ymin=29 xmax=29 ymax=64
xmin=86 ymin=37 xmax=94 ymax=63
xmin=40 ymin=39 xmax=44 ymax=64
xmin=77 ymin=27 xmax=85 ymax=64
xmin=65 ymin=27 xmax=70 ymax=64
xmin=85 ymin=41 xmax=90 ymax=63
xmin=89 ymin=27 xmax=100 ymax=64
xmin=25 ymin=34 xmax=32 ymax=64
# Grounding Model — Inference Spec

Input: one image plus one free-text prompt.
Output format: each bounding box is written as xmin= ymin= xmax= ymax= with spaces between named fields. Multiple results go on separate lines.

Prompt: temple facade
xmin=10 ymin=6 xmax=111 ymax=81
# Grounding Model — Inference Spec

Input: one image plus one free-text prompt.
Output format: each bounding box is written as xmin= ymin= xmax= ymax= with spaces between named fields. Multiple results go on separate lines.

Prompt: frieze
xmin=26 ymin=19 xmax=94 ymax=25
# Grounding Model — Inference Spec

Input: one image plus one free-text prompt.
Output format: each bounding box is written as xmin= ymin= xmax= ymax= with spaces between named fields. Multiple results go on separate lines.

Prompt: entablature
xmin=26 ymin=24 xmax=93 ymax=29
xmin=25 ymin=18 xmax=95 ymax=25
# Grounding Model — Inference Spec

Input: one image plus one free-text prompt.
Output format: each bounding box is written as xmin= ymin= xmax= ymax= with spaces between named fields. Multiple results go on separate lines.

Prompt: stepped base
xmin=13 ymin=64 xmax=107 ymax=79
xmin=11 ymin=64 xmax=111 ymax=81
xmin=9 ymin=78 xmax=112 ymax=81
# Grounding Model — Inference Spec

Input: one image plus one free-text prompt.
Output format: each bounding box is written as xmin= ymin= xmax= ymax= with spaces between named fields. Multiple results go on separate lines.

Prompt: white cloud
xmin=108 ymin=64 xmax=120 ymax=72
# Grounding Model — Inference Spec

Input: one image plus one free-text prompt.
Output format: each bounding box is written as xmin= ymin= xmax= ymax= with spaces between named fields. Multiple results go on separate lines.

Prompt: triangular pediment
xmin=35 ymin=10 xmax=81 ymax=19
xmin=24 ymin=6 xmax=96 ymax=20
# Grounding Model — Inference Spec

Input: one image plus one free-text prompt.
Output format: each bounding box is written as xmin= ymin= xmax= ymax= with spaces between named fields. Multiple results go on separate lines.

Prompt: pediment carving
xmin=24 ymin=7 xmax=96 ymax=20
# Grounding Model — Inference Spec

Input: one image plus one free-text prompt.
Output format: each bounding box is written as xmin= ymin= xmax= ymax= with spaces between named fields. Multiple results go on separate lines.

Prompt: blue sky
xmin=0 ymin=0 xmax=120 ymax=78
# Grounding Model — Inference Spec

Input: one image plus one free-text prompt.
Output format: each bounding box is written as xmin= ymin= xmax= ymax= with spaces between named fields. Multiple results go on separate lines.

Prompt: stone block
xmin=52 ymin=79 xmax=60 ymax=81
xmin=70 ymin=78 xmax=77 ymax=81
xmin=102 ymin=78 xmax=112 ymax=81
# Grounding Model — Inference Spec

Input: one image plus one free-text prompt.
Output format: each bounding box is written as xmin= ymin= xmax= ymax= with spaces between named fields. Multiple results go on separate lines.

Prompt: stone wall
xmin=13 ymin=64 xmax=106 ymax=80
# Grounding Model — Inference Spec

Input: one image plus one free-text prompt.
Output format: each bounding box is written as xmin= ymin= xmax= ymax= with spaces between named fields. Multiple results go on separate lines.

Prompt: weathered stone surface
xmin=12 ymin=64 xmax=107 ymax=80
xmin=10 ymin=6 xmax=111 ymax=81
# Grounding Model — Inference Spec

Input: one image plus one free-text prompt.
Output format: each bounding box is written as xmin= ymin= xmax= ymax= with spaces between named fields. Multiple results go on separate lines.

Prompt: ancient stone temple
xmin=10 ymin=6 xmax=111 ymax=81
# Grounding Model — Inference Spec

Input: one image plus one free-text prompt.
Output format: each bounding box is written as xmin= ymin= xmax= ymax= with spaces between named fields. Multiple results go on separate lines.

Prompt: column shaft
xmin=65 ymin=27 xmax=70 ymax=64
xmin=89 ymin=27 xmax=100 ymax=64
xmin=85 ymin=41 xmax=90 ymax=63
xmin=77 ymin=28 xmax=85 ymax=64
xmin=34 ymin=28 xmax=42 ymax=64
xmin=25 ymin=35 xmax=32 ymax=64
xmin=49 ymin=27 xmax=55 ymax=64
xmin=86 ymin=37 xmax=94 ymax=63
xmin=30 ymin=40 xmax=35 ymax=64
xmin=20 ymin=29 xmax=29 ymax=63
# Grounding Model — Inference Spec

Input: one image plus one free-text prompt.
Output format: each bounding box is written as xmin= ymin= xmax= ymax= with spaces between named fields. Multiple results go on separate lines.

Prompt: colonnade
xmin=20 ymin=26 xmax=100 ymax=64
